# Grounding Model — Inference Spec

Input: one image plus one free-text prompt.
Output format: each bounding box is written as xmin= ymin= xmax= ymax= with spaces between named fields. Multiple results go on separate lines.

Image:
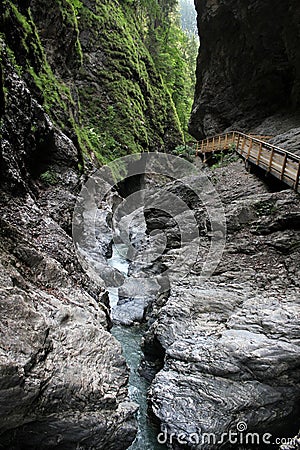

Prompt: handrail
xmin=234 ymin=131 xmax=300 ymax=161
xmin=195 ymin=131 xmax=300 ymax=192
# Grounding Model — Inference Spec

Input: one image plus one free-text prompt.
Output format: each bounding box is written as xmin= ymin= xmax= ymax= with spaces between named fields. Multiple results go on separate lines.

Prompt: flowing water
xmin=108 ymin=245 xmax=167 ymax=450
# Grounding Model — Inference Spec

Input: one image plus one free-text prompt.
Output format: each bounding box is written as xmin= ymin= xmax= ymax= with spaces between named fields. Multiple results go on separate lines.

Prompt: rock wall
xmin=0 ymin=9 xmax=138 ymax=450
xmin=0 ymin=0 xmax=186 ymax=446
xmin=189 ymin=0 xmax=300 ymax=138
xmin=1 ymin=0 xmax=183 ymax=166
xmin=143 ymin=160 xmax=300 ymax=448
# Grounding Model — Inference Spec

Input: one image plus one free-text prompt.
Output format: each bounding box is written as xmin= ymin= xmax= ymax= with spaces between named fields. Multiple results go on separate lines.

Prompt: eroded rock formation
xmin=189 ymin=0 xmax=300 ymax=138
xmin=0 ymin=38 xmax=137 ymax=450
xmin=0 ymin=0 xmax=188 ymax=445
xmin=142 ymin=160 xmax=300 ymax=448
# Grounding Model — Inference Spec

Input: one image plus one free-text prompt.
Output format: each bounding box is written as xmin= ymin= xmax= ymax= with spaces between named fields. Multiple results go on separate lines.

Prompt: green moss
xmin=3 ymin=1 xmax=75 ymax=119
xmin=40 ymin=170 xmax=59 ymax=185
xmin=2 ymin=0 xmax=185 ymax=168
xmin=9 ymin=3 xmax=32 ymax=35
xmin=27 ymin=63 xmax=73 ymax=113
xmin=75 ymin=0 xmax=183 ymax=160
xmin=5 ymin=45 xmax=23 ymax=77
xmin=56 ymin=0 xmax=83 ymax=64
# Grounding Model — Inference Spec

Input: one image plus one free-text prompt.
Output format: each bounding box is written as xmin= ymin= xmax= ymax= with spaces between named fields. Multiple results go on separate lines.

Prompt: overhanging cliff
xmin=189 ymin=0 xmax=300 ymax=139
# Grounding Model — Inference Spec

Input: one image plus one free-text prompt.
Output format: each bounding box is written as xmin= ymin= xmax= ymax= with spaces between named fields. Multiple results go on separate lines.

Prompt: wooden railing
xmin=195 ymin=131 xmax=300 ymax=193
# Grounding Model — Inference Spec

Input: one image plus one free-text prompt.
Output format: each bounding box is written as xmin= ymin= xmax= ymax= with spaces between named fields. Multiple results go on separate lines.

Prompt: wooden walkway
xmin=195 ymin=131 xmax=300 ymax=193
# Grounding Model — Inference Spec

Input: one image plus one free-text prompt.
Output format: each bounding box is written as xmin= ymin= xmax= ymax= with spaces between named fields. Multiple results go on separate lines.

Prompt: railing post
xmin=236 ymin=133 xmax=241 ymax=152
xmin=294 ymin=162 xmax=300 ymax=191
xmin=224 ymin=133 xmax=228 ymax=150
xmin=256 ymin=142 xmax=262 ymax=164
xmin=246 ymin=138 xmax=253 ymax=160
xmin=268 ymin=148 xmax=274 ymax=172
xmin=212 ymin=137 xmax=215 ymax=152
xmin=195 ymin=141 xmax=199 ymax=157
xmin=241 ymin=136 xmax=246 ymax=154
xmin=280 ymin=154 xmax=288 ymax=180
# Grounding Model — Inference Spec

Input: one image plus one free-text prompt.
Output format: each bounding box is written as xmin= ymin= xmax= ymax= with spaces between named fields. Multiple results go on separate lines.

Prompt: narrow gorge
xmin=0 ymin=1 xmax=300 ymax=450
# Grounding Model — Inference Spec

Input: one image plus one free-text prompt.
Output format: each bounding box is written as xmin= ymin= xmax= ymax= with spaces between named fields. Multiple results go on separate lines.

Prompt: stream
xmin=108 ymin=244 xmax=167 ymax=450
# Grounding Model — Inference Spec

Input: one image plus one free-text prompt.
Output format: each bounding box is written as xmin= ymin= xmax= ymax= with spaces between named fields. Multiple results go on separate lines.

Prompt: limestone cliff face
xmin=1 ymin=0 xmax=182 ymax=167
xmin=189 ymin=0 xmax=300 ymax=138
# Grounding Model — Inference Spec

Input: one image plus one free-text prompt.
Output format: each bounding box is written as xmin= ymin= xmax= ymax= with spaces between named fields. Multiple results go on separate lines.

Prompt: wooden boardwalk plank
xmin=195 ymin=131 xmax=300 ymax=193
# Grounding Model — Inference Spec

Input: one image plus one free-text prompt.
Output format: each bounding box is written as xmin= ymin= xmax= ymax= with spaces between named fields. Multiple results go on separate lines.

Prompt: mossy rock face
xmin=2 ymin=0 xmax=78 ymax=130
xmin=72 ymin=0 xmax=183 ymax=160
xmin=2 ymin=0 xmax=183 ymax=166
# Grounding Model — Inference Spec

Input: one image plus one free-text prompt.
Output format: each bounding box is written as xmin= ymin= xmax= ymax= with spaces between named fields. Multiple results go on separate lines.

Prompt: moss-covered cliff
xmin=189 ymin=0 xmax=300 ymax=139
xmin=1 ymin=0 xmax=184 ymax=168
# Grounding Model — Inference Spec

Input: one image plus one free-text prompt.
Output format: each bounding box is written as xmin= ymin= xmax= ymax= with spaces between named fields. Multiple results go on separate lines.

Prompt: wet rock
xmin=112 ymin=278 xmax=161 ymax=326
xmin=0 ymin=199 xmax=138 ymax=449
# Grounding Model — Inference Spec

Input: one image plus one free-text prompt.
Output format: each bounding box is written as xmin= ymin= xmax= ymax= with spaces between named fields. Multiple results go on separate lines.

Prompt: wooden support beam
xmin=194 ymin=132 xmax=300 ymax=194
xmin=241 ymin=136 xmax=246 ymax=154
xmin=294 ymin=162 xmax=300 ymax=191
xmin=267 ymin=148 xmax=274 ymax=172
xmin=256 ymin=143 xmax=262 ymax=164
xmin=280 ymin=154 xmax=288 ymax=180
xmin=246 ymin=138 xmax=253 ymax=160
xmin=236 ymin=133 xmax=241 ymax=152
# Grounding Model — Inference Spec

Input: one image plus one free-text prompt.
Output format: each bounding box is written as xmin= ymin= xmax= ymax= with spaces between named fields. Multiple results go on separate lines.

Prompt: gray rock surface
xmin=0 ymin=50 xmax=137 ymax=449
xmin=189 ymin=0 xmax=300 ymax=138
xmin=269 ymin=128 xmax=300 ymax=156
xmin=281 ymin=433 xmax=300 ymax=450
xmin=249 ymin=113 xmax=300 ymax=156
xmin=142 ymin=160 xmax=300 ymax=448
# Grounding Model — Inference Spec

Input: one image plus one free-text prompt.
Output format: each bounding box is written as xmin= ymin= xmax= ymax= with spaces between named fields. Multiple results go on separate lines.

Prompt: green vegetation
xmin=254 ymin=200 xmax=278 ymax=216
xmin=136 ymin=0 xmax=199 ymax=140
xmin=56 ymin=0 xmax=83 ymax=63
xmin=3 ymin=0 xmax=75 ymax=124
xmin=74 ymin=0 xmax=185 ymax=161
xmin=2 ymin=0 xmax=198 ymax=166
xmin=40 ymin=170 xmax=59 ymax=185
xmin=171 ymin=144 xmax=196 ymax=161
xmin=211 ymin=150 xmax=240 ymax=169
xmin=5 ymin=45 xmax=23 ymax=77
